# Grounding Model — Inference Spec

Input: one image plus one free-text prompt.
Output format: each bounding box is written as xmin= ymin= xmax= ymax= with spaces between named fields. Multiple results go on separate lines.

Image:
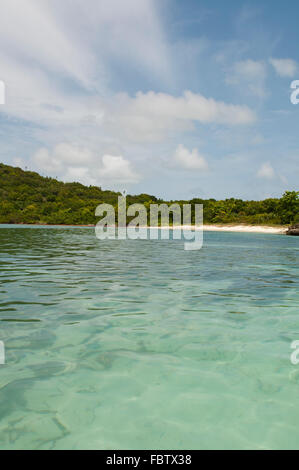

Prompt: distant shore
xmin=0 ymin=223 xmax=288 ymax=234
xmin=157 ymin=224 xmax=286 ymax=234
xmin=200 ymin=224 xmax=285 ymax=234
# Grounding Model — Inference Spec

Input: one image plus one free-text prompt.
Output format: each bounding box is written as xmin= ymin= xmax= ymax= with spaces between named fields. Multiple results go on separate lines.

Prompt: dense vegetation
xmin=0 ymin=163 xmax=298 ymax=226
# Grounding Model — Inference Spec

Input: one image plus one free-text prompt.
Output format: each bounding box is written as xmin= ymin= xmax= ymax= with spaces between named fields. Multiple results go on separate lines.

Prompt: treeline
xmin=0 ymin=163 xmax=298 ymax=226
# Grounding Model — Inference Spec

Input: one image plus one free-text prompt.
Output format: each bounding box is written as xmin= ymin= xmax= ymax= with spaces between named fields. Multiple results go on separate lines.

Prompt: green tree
xmin=279 ymin=191 xmax=299 ymax=224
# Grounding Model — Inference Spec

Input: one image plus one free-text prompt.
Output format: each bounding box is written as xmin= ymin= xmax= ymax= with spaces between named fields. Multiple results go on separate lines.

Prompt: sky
xmin=0 ymin=0 xmax=298 ymax=200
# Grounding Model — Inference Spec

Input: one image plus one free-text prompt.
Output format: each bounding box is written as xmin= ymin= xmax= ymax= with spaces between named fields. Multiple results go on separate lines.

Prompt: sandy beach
xmin=203 ymin=224 xmax=286 ymax=234
xmin=158 ymin=224 xmax=287 ymax=234
xmin=2 ymin=223 xmax=288 ymax=234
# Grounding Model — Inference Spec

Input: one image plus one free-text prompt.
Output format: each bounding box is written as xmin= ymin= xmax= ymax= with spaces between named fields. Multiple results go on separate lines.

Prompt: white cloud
xmin=33 ymin=144 xmax=94 ymax=174
xmin=105 ymin=90 xmax=256 ymax=143
xmin=129 ymin=90 xmax=256 ymax=125
xmin=0 ymin=37 xmax=256 ymax=149
xmin=226 ymin=59 xmax=267 ymax=98
xmin=33 ymin=148 xmax=64 ymax=175
xmin=173 ymin=144 xmax=208 ymax=170
xmin=31 ymin=144 xmax=140 ymax=185
xmin=54 ymin=0 xmax=172 ymax=86
xmin=0 ymin=0 xmax=172 ymax=92
xmin=0 ymin=0 xmax=258 ymax=201
xmin=0 ymin=0 xmax=265 ymax=198
xmin=0 ymin=0 xmax=175 ymax=133
xmin=257 ymin=162 xmax=275 ymax=180
xmin=269 ymin=58 xmax=298 ymax=77
xmin=0 ymin=1 xmax=98 ymax=91
xmin=97 ymin=155 xmax=140 ymax=183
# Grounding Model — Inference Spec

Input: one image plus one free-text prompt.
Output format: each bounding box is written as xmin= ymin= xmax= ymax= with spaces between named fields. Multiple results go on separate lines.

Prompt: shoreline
xmin=0 ymin=223 xmax=288 ymax=234
xmin=158 ymin=224 xmax=286 ymax=234
xmin=202 ymin=224 xmax=286 ymax=234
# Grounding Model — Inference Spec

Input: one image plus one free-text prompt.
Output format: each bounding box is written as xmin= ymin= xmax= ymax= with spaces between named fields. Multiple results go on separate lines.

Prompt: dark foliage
xmin=0 ymin=163 xmax=298 ymax=226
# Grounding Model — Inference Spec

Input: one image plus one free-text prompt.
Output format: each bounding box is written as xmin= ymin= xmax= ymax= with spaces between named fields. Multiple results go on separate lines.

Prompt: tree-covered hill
xmin=0 ymin=163 xmax=159 ymax=225
xmin=0 ymin=163 xmax=298 ymax=226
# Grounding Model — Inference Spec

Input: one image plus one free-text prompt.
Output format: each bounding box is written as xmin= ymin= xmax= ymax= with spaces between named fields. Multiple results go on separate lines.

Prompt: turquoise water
xmin=0 ymin=225 xmax=299 ymax=450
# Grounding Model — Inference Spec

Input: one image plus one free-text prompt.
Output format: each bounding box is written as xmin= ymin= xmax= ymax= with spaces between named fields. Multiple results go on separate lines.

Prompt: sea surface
xmin=0 ymin=225 xmax=298 ymax=450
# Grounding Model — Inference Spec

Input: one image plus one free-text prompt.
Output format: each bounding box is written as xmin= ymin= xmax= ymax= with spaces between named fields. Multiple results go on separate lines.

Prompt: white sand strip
xmin=156 ymin=225 xmax=286 ymax=234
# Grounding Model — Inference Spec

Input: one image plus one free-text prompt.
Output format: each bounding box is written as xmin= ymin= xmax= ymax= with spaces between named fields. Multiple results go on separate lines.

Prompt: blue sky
xmin=0 ymin=0 xmax=298 ymax=200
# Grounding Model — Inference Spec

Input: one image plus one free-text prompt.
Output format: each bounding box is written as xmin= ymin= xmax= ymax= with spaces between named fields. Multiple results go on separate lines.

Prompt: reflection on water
xmin=0 ymin=226 xmax=298 ymax=449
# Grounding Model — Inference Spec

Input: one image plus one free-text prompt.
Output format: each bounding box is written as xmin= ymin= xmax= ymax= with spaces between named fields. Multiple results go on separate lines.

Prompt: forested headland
xmin=0 ymin=163 xmax=298 ymax=226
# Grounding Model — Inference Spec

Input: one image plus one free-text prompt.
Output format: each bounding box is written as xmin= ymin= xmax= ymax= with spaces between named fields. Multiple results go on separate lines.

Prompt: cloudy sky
xmin=0 ymin=0 xmax=298 ymax=200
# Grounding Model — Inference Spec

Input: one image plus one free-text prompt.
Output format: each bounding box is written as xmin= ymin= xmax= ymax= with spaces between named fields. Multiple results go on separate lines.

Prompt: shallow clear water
xmin=0 ymin=225 xmax=298 ymax=450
